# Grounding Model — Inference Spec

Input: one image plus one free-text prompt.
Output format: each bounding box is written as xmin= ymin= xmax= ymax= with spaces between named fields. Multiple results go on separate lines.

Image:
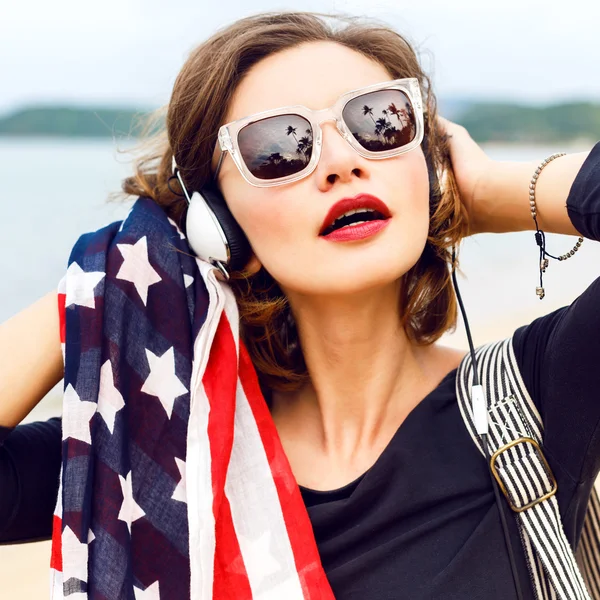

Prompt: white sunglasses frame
xmin=214 ymin=77 xmax=425 ymax=188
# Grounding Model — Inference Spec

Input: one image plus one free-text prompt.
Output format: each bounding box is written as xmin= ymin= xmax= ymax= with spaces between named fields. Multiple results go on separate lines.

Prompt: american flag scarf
xmin=49 ymin=197 xmax=334 ymax=600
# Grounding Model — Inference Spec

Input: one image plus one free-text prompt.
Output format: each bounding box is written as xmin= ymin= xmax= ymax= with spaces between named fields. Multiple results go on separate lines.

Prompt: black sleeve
xmin=0 ymin=417 xmax=62 ymax=544
xmin=513 ymin=142 xmax=600 ymax=485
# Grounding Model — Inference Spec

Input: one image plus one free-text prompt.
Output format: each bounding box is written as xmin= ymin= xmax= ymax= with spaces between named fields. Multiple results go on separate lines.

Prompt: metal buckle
xmin=489 ymin=437 xmax=557 ymax=513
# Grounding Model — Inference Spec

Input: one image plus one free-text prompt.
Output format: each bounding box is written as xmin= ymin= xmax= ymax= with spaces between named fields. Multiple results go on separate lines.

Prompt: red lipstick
xmin=319 ymin=193 xmax=391 ymax=242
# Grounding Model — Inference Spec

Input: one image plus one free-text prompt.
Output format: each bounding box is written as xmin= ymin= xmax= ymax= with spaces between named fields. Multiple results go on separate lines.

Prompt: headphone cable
xmin=451 ymin=247 xmax=524 ymax=600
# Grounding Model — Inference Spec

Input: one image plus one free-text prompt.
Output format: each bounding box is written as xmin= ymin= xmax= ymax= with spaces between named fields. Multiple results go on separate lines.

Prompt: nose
xmin=313 ymin=121 xmax=369 ymax=192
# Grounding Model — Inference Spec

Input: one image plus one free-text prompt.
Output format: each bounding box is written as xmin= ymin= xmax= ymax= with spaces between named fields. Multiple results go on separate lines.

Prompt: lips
xmin=319 ymin=194 xmax=391 ymax=236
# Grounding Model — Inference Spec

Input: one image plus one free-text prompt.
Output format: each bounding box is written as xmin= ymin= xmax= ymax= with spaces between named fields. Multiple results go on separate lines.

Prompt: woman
xmin=1 ymin=11 xmax=599 ymax=599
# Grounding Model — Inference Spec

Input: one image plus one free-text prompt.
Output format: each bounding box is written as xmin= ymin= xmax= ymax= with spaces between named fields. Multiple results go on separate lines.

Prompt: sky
xmin=1 ymin=0 xmax=599 ymax=115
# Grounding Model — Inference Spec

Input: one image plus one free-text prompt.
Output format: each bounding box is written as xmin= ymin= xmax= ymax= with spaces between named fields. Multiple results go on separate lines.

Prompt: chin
xmin=332 ymin=262 xmax=414 ymax=295
xmin=280 ymin=248 xmax=423 ymax=298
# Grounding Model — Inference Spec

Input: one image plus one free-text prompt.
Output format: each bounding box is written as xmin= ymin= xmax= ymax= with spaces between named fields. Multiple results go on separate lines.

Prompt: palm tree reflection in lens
xmin=252 ymin=125 xmax=314 ymax=180
xmin=353 ymin=100 xmax=415 ymax=150
xmin=346 ymin=89 xmax=416 ymax=152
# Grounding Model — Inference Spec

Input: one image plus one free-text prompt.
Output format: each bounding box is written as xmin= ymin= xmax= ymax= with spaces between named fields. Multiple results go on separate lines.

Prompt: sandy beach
xmin=0 ymin=541 xmax=52 ymax=599
xmin=1 ymin=388 xmax=61 ymax=599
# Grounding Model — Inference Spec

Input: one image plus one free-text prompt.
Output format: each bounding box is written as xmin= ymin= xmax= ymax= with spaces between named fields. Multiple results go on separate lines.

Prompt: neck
xmin=272 ymin=281 xmax=438 ymax=463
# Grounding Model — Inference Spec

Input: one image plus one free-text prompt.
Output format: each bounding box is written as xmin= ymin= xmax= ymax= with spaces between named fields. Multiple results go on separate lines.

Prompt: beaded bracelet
xmin=530 ymin=152 xmax=584 ymax=299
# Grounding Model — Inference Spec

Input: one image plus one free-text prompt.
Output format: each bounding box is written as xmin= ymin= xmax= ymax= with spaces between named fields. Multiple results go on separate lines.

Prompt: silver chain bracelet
xmin=530 ymin=152 xmax=584 ymax=299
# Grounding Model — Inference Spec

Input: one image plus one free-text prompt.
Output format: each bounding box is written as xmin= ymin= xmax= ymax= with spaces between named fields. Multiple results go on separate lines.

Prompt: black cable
xmin=451 ymin=248 xmax=478 ymax=386
xmin=482 ymin=434 xmax=525 ymax=600
xmin=167 ymin=174 xmax=185 ymax=197
xmin=451 ymin=247 xmax=525 ymax=600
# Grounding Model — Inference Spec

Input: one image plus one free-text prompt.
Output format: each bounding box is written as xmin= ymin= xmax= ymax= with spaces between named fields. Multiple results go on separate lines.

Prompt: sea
xmin=1 ymin=136 xmax=598 ymax=421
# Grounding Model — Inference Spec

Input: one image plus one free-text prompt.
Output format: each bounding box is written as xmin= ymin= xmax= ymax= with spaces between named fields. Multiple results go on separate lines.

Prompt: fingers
xmin=437 ymin=116 xmax=487 ymax=161
xmin=436 ymin=115 xmax=451 ymax=133
xmin=437 ymin=116 xmax=467 ymax=140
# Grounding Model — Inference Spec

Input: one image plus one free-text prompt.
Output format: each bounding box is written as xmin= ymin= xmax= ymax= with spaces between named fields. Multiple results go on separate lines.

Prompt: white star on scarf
xmin=63 ymin=384 xmax=96 ymax=445
xmin=88 ymin=529 xmax=95 ymax=544
xmin=62 ymin=525 xmax=88 ymax=584
xmin=171 ymin=457 xmax=187 ymax=503
xmin=134 ymin=580 xmax=161 ymax=599
xmin=116 ymin=237 xmax=162 ymax=305
xmin=141 ymin=347 xmax=188 ymax=419
xmin=183 ymin=274 xmax=194 ymax=289
xmin=97 ymin=360 xmax=125 ymax=434
xmin=118 ymin=471 xmax=146 ymax=534
xmin=237 ymin=530 xmax=281 ymax=588
xmin=65 ymin=262 xmax=105 ymax=310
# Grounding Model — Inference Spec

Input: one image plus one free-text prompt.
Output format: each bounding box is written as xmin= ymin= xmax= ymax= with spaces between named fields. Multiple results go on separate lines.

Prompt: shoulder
xmin=426 ymin=343 xmax=468 ymax=381
xmin=510 ymin=301 xmax=600 ymax=482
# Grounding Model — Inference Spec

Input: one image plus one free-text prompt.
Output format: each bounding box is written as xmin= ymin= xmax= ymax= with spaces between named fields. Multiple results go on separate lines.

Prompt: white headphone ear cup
xmin=185 ymin=191 xmax=230 ymax=264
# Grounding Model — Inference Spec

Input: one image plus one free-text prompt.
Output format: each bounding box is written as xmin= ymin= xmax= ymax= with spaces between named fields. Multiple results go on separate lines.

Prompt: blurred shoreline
xmin=2 ymin=101 xmax=599 ymax=145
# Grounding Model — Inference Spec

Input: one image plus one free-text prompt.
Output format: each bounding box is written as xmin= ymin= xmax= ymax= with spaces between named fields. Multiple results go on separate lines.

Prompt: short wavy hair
xmin=121 ymin=11 xmax=468 ymax=393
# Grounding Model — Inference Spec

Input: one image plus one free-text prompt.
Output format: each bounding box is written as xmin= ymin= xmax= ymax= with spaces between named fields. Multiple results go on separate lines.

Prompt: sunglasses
xmin=213 ymin=78 xmax=425 ymax=188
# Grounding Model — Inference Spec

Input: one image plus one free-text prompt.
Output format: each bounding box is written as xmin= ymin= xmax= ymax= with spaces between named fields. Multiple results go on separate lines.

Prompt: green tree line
xmin=456 ymin=102 xmax=600 ymax=143
xmin=0 ymin=102 xmax=599 ymax=143
xmin=0 ymin=107 xmax=152 ymax=138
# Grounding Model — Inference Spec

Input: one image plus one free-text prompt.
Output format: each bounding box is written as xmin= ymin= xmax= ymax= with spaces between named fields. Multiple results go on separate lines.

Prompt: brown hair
xmin=121 ymin=11 xmax=468 ymax=393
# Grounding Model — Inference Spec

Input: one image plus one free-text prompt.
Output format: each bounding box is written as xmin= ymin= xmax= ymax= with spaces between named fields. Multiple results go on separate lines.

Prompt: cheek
xmin=409 ymin=155 xmax=430 ymax=221
xmin=374 ymin=153 xmax=432 ymax=280
xmin=220 ymin=179 xmax=306 ymax=259
xmin=385 ymin=151 xmax=431 ymax=236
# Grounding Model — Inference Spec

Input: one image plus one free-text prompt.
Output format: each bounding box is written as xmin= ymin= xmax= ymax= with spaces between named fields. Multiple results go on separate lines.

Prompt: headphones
xmin=172 ymin=156 xmax=251 ymax=280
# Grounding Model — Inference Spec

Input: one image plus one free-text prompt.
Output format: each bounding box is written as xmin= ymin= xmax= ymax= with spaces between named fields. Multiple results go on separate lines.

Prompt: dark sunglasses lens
xmin=238 ymin=115 xmax=313 ymax=180
xmin=343 ymin=89 xmax=417 ymax=152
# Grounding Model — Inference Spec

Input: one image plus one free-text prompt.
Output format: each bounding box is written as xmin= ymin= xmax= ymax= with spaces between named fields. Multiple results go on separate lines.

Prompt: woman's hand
xmin=437 ymin=116 xmax=494 ymax=235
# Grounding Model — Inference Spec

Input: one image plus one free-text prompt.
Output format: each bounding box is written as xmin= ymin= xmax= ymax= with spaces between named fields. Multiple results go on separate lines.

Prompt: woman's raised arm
xmin=439 ymin=116 xmax=591 ymax=236
xmin=0 ymin=290 xmax=64 ymax=428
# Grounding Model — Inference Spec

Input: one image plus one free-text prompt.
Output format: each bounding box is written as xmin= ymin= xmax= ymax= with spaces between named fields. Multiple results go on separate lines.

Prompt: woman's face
xmin=215 ymin=41 xmax=430 ymax=297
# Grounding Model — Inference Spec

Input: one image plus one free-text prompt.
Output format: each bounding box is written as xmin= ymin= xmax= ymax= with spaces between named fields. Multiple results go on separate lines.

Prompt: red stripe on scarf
xmin=203 ymin=312 xmax=247 ymax=593
xmin=58 ymin=292 xmax=66 ymax=344
xmin=213 ymin=494 xmax=253 ymax=600
xmin=50 ymin=515 xmax=63 ymax=572
xmin=238 ymin=343 xmax=335 ymax=599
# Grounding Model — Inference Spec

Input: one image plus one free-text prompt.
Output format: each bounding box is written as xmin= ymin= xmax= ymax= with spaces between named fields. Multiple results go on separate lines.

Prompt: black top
xmin=2 ymin=143 xmax=600 ymax=599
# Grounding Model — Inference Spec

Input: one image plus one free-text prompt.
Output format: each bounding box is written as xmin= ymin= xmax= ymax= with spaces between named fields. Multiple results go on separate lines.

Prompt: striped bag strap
xmin=456 ymin=336 xmax=597 ymax=600
xmin=577 ymin=488 xmax=600 ymax=598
